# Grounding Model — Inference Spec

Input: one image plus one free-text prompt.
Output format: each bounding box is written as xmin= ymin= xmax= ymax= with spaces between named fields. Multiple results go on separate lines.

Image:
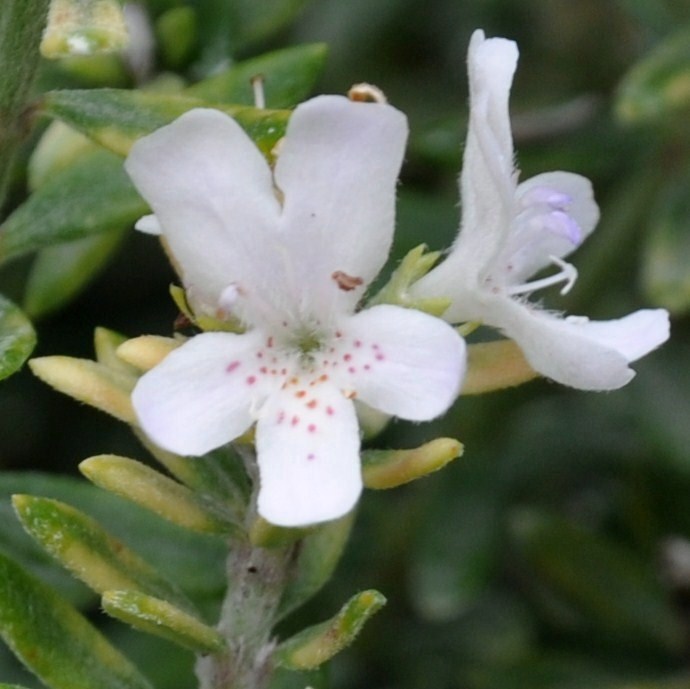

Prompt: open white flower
xmin=125 ymin=97 xmax=466 ymax=527
xmin=413 ymin=30 xmax=669 ymax=391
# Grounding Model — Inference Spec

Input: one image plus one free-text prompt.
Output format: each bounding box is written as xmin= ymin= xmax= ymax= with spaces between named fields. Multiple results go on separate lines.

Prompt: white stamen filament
xmin=507 ymin=255 xmax=578 ymax=297
xmin=251 ymin=74 xmax=266 ymax=109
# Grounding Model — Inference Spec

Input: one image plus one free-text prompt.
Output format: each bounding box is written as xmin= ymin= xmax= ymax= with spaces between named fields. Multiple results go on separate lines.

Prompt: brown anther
xmin=348 ymin=83 xmax=387 ymax=104
xmin=332 ymin=271 xmax=364 ymax=292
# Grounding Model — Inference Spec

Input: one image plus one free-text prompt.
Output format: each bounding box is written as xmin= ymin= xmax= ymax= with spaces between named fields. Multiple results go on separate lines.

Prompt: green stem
xmin=0 ymin=0 xmax=50 ymax=213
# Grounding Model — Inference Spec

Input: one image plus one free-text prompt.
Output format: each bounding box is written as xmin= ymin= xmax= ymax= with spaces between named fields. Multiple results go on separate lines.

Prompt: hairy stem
xmin=0 ymin=0 xmax=50 ymax=213
xmin=196 ymin=446 xmax=296 ymax=689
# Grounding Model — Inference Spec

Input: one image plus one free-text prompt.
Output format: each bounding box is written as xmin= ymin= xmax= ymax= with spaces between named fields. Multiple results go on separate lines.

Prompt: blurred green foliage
xmin=1 ymin=0 xmax=690 ymax=687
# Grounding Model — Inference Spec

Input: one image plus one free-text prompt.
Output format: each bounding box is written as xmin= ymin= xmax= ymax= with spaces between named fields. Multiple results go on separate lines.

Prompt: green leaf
xmin=0 ymin=295 xmax=36 ymax=381
xmin=0 ymin=149 xmax=145 ymax=265
xmin=42 ymin=88 xmax=289 ymax=157
xmin=642 ymin=165 xmax=690 ymax=314
xmin=362 ymin=438 xmax=463 ymax=489
xmin=278 ymin=511 xmax=355 ymax=619
xmin=24 ymin=226 xmax=127 ymax=318
xmin=0 ymin=473 xmax=226 ymax=617
xmin=29 ymin=355 xmax=137 ymax=423
xmin=93 ymin=326 xmax=138 ymax=375
xmin=0 ymin=551 xmax=153 ymax=689
xmin=510 ymin=509 xmax=683 ymax=654
xmin=187 ymin=43 xmax=328 ymax=108
xmin=227 ymin=0 xmax=313 ymax=51
xmin=275 ymin=590 xmax=386 ymax=670
xmin=0 ymin=0 xmax=50 ymax=208
xmin=193 ymin=0 xmax=312 ymax=70
xmin=102 ymin=590 xmax=225 ymax=653
xmin=617 ymin=25 xmax=690 ymax=124
xmin=13 ymin=495 xmax=193 ymax=611
xmin=79 ymin=455 xmax=240 ymax=535
xmin=155 ymin=6 xmax=198 ymax=70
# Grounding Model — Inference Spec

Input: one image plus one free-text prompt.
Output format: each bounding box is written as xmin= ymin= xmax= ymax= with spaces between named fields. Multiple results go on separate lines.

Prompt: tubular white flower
xmin=413 ymin=29 xmax=669 ymax=391
xmin=125 ymin=97 xmax=466 ymax=527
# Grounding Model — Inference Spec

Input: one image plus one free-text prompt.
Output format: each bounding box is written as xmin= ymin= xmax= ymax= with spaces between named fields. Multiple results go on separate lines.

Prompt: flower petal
xmin=134 ymin=214 xmax=161 ymax=235
xmin=125 ymin=108 xmax=281 ymax=318
xmin=332 ymin=304 xmax=466 ymax=420
xmin=411 ymin=31 xmax=520 ymax=311
xmin=132 ymin=331 xmax=274 ymax=456
xmin=509 ymin=171 xmax=599 ymax=281
xmin=255 ymin=383 xmax=361 ymax=527
xmin=568 ymin=308 xmax=670 ymax=362
xmin=485 ymin=297 xmax=669 ymax=390
xmin=273 ymin=95 xmax=408 ymax=317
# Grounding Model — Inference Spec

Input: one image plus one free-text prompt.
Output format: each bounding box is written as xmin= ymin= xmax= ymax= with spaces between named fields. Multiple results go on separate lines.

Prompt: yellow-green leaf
xmin=42 ymin=88 xmax=289 ymax=157
xmin=275 ymin=590 xmax=386 ymax=670
xmin=24 ymin=226 xmax=128 ymax=318
xmin=187 ymin=43 xmax=328 ymax=108
xmin=12 ymin=495 xmax=192 ymax=611
xmin=462 ymin=340 xmax=539 ymax=395
xmin=29 ymin=355 xmax=137 ymax=423
xmin=362 ymin=437 xmax=463 ymax=489
xmin=0 ymin=295 xmax=36 ymax=381
xmin=79 ymin=455 xmax=239 ymax=535
xmin=102 ymin=589 xmax=225 ymax=653
xmin=0 ymin=551 xmax=153 ymax=689
xmin=278 ymin=511 xmax=355 ymax=619
xmin=0 ymin=149 xmax=146 ymax=265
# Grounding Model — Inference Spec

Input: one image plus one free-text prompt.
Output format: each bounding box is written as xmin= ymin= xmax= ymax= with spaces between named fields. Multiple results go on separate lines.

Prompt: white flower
xmin=413 ymin=30 xmax=669 ymax=391
xmin=125 ymin=97 xmax=466 ymax=527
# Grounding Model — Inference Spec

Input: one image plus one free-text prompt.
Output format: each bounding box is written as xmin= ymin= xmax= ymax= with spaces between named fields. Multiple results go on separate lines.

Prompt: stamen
xmin=348 ymin=83 xmax=387 ymax=103
xmin=507 ymin=255 xmax=578 ymax=297
xmin=251 ymin=74 xmax=265 ymax=109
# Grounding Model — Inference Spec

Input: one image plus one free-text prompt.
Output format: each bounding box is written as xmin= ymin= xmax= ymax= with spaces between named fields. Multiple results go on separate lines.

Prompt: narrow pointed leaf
xmin=12 ymin=495 xmax=192 ymax=610
xmin=0 ymin=295 xmax=36 ymax=381
xmin=462 ymin=340 xmax=539 ymax=395
xmin=42 ymin=89 xmax=289 ymax=157
xmin=24 ymin=226 xmax=128 ymax=317
xmin=155 ymin=6 xmax=198 ymax=69
xmin=0 ymin=472 xmax=227 ymax=619
xmin=0 ymin=551 xmax=153 ymax=689
xmin=0 ymin=149 xmax=146 ymax=265
xmin=276 ymin=590 xmax=386 ymax=670
xmin=187 ymin=43 xmax=328 ymax=107
xmin=278 ymin=511 xmax=356 ymax=619
xmin=94 ymin=327 xmax=138 ymax=375
xmin=79 ymin=455 xmax=239 ymax=534
xmin=28 ymin=120 xmax=95 ymax=191
xmin=29 ymin=355 xmax=136 ymax=423
xmin=102 ymin=590 xmax=225 ymax=653
xmin=362 ymin=438 xmax=463 ymax=489
xmin=116 ymin=334 xmax=180 ymax=371
xmin=226 ymin=0 xmax=313 ymax=51
xmin=0 ymin=0 xmax=50 ymax=209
